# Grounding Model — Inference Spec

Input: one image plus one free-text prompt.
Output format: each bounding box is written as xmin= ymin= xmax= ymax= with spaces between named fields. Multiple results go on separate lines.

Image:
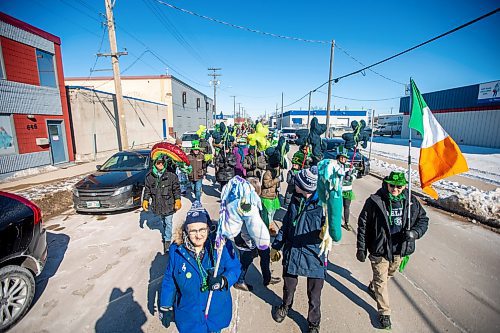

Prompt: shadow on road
xmin=324 ymin=271 xmax=379 ymax=328
xmin=202 ymin=182 xmax=220 ymax=199
xmin=393 ymin=277 xmax=441 ymax=332
xmin=247 ymin=264 xmax=309 ymax=332
xmin=95 ymin=287 xmax=147 ymax=333
xmin=148 ymin=252 xmax=168 ymax=316
xmin=33 ymin=232 xmax=70 ymax=306
xmin=139 ymin=210 xmax=163 ymax=244
xmin=327 ymin=262 xmax=367 ymax=293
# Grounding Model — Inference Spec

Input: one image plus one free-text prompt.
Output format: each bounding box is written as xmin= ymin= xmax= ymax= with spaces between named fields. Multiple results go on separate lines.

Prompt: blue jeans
xmin=162 ymin=214 xmax=173 ymax=242
xmin=191 ymin=179 xmax=203 ymax=201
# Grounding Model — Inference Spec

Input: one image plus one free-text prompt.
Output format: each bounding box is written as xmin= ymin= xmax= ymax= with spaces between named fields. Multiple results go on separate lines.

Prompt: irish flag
xmin=409 ymin=79 xmax=469 ymax=199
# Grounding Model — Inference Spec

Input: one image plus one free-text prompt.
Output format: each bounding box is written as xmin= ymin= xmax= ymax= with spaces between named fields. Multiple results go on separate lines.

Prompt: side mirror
xmin=96 ymin=165 xmax=101 ymax=170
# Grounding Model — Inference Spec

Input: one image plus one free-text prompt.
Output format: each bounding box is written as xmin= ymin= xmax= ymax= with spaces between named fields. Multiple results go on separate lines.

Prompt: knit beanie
xmin=295 ymin=166 xmax=318 ymax=193
xmin=184 ymin=201 xmax=209 ymax=230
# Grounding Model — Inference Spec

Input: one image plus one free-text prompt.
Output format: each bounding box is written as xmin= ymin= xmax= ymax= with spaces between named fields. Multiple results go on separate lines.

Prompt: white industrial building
xmin=65 ymin=75 xmax=213 ymax=138
xmin=399 ymin=80 xmax=500 ymax=148
xmin=270 ymin=110 xmax=368 ymax=129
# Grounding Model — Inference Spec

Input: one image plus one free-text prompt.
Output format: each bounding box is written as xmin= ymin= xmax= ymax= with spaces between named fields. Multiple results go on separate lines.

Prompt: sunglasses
xmin=388 ymin=184 xmax=404 ymax=189
xmin=155 ymin=160 xmax=165 ymax=165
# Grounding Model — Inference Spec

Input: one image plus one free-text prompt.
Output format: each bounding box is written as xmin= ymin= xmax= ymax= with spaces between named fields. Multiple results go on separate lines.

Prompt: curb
xmin=368 ymin=172 xmax=499 ymax=232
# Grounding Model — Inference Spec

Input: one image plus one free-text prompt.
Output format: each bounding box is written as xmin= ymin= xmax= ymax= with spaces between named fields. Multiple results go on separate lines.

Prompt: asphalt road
xmin=11 ymin=166 xmax=500 ymax=333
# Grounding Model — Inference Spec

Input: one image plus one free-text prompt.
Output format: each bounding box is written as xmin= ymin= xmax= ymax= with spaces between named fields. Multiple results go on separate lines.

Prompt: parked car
xmin=181 ymin=132 xmax=200 ymax=150
xmin=374 ymin=124 xmax=401 ymax=137
xmin=281 ymin=127 xmax=298 ymax=144
xmin=72 ymin=150 xmax=151 ymax=213
xmin=324 ymin=147 xmax=370 ymax=178
xmin=0 ymin=191 xmax=47 ymax=331
xmin=329 ymin=126 xmax=351 ymax=137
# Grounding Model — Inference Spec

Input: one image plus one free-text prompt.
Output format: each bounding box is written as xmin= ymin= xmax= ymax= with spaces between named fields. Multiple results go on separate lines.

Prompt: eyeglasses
xmin=188 ymin=227 xmax=209 ymax=236
xmin=388 ymin=184 xmax=404 ymax=189
xmin=155 ymin=160 xmax=165 ymax=165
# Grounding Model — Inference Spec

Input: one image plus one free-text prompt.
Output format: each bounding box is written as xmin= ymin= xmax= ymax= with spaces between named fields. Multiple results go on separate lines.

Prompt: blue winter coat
xmin=272 ymin=191 xmax=327 ymax=279
xmin=160 ymin=239 xmax=241 ymax=333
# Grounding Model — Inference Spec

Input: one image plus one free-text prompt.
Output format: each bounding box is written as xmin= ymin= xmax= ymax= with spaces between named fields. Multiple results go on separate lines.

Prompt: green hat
xmin=384 ymin=171 xmax=408 ymax=186
xmin=337 ymin=147 xmax=349 ymax=159
xmin=190 ymin=140 xmax=201 ymax=150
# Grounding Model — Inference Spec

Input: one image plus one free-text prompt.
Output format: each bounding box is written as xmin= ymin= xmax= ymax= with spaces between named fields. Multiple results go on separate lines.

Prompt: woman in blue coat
xmin=159 ymin=203 xmax=241 ymax=333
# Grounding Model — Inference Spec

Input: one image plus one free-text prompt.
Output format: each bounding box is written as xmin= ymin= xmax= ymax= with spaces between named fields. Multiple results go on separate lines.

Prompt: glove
xmin=174 ymin=199 xmax=182 ymax=211
xmin=142 ymin=200 xmax=149 ymax=211
xmin=319 ymin=224 xmax=332 ymax=256
xmin=356 ymin=249 xmax=366 ymax=262
xmin=405 ymin=230 xmax=418 ymax=240
xmin=207 ymin=272 xmax=227 ymax=291
xmin=270 ymin=248 xmax=282 ymax=262
xmin=159 ymin=307 xmax=173 ymax=328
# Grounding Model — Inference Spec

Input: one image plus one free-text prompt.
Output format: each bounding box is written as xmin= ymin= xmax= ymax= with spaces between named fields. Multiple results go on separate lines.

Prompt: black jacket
xmin=357 ymin=188 xmax=429 ymax=262
xmin=143 ymin=170 xmax=181 ymax=216
xmin=272 ymin=191 xmax=326 ymax=279
xmin=215 ymin=152 xmax=236 ymax=183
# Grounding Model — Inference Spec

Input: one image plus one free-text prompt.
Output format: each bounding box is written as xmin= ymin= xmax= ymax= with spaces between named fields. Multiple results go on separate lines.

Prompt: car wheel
xmin=0 ymin=265 xmax=36 ymax=331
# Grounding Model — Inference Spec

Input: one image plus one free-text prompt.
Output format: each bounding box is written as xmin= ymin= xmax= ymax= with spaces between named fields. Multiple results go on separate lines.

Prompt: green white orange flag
xmin=409 ymin=79 xmax=469 ymax=199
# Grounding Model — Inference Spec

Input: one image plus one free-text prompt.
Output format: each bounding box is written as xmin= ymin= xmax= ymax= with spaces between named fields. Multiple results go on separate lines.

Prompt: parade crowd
xmin=142 ymin=121 xmax=429 ymax=333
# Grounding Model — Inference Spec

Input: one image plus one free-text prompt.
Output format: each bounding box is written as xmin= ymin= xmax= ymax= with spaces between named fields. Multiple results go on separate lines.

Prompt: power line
xmin=333 ymin=7 xmax=500 ymax=83
xmin=316 ymin=90 xmax=403 ymax=101
xmin=282 ymin=8 xmax=499 ymax=110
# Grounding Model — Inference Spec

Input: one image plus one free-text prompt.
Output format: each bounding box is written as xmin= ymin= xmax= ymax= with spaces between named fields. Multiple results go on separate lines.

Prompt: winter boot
xmin=379 ymin=314 xmax=392 ymax=330
xmin=264 ymin=276 xmax=282 ymax=286
xmin=233 ymin=282 xmax=253 ymax=292
xmin=308 ymin=323 xmax=320 ymax=333
xmin=272 ymin=304 xmax=289 ymax=323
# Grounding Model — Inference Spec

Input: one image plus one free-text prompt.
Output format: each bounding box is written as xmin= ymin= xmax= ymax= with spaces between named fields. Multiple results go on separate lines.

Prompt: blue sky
xmin=1 ymin=0 xmax=499 ymax=119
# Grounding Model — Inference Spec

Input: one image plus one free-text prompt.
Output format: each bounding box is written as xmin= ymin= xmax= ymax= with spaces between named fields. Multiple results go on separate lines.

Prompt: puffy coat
xmin=188 ymin=152 xmax=206 ymax=181
xmin=261 ymin=167 xmax=280 ymax=199
xmin=215 ymin=152 xmax=236 ymax=183
xmin=143 ymin=170 xmax=180 ymax=216
xmin=357 ymin=187 xmax=429 ymax=262
xmin=160 ymin=236 xmax=241 ymax=333
xmin=272 ymin=191 xmax=326 ymax=279
xmin=233 ymin=146 xmax=248 ymax=177
xmin=243 ymin=151 xmax=267 ymax=179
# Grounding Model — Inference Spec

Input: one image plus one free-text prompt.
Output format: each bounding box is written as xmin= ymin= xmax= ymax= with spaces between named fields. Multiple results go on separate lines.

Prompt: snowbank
xmin=371 ymin=158 xmax=500 ymax=227
xmin=0 ymin=165 xmax=59 ymax=183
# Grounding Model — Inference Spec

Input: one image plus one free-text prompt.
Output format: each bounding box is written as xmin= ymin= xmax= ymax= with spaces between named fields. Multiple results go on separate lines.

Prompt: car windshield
xmin=100 ymin=152 xmax=149 ymax=171
xmin=182 ymin=133 xmax=199 ymax=141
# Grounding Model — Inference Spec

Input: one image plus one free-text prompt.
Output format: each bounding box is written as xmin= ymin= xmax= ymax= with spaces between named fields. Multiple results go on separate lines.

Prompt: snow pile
xmin=0 ymin=165 xmax=59 ymax=183
xmin=371 ymin=158 xmax=500 ymax=226
xmin=18 ymin=177 xmax=81 ymax=201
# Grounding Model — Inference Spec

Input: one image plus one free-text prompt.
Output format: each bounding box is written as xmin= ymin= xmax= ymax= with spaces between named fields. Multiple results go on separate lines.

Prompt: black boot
xmin=308 ymin=322 xmax=320 ymax=333
xmin=272 ymin=304 xmax=289 ymax=323
xmin=379 ymin=314 xmax=392 ymax=329
xmin=264 ymin=276 xmax=281 ymax=286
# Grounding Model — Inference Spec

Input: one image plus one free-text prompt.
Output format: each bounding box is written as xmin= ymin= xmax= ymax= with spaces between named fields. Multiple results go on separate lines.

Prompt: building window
xmin=182 ymin=92 xmax=187 ymax=105
xmin=0 ymin=42 xmax=5 ymax=80
xmin=36 ymin=49 xmax=57 ymax=88
xmin=206 ymin=102 xmax=209 ymax=111
xmin=197 ymin=98 xmax=201 ymax=110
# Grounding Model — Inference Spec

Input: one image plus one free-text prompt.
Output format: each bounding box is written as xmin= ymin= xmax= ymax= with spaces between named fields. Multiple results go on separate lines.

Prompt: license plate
xmin=86 ymin=201 xmax=101 ymax=208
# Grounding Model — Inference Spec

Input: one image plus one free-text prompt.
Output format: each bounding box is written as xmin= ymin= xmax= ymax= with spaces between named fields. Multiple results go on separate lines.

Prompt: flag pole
xmin=407 ymin=78 xmax=413 ymax=228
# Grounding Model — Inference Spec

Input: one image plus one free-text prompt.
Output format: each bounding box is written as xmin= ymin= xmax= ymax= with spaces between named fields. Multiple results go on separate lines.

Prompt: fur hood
xmin=172 ymin=226 xmax=185 ymax=246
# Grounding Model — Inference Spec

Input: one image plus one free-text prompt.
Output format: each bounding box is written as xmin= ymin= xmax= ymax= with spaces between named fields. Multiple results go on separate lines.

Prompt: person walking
xmin=356 ymin=171 xmax=429 ymax=329
xmin=175 ymin=138 xmax=189 ymax=196
xmin=159 ymin=203 xmax=241 ymax=333
xmin=187 ymin=142 xmax=206 ymax=202
xmin=337 ymin=147 xmax=357 ymax=231
xmin=285 ymin=144 xmax=311 ymax=206
xmin=233 ymin=137 xmax=249 ymax=178
xmin=215 ymin=146 xmax=236 ymax=190
xmin=234 ymin=177 xmax=281 ymax=291
xmin=260 ymin=158 xmax=282 ymax=236
xmin=242 ymin=145 xmax=267 ymax=179
xmin=271 ymin=166 xmax=325 ymax=333
xmin=143 ymin=155 xmax=182 ymax=253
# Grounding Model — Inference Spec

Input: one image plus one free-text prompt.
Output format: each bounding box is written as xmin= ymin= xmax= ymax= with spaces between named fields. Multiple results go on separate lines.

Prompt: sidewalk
xmin=0 ymin=157 xmax=107 ymax=192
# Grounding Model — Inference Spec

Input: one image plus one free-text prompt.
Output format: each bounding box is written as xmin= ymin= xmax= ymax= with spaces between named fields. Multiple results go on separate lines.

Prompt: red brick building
xmin=0 ymin=12 xmax=74 ymax=174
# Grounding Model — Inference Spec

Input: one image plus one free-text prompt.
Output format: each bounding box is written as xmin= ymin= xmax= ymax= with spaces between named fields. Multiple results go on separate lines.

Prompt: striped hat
xmin=295 ymin=166 xmax=318 ymax=193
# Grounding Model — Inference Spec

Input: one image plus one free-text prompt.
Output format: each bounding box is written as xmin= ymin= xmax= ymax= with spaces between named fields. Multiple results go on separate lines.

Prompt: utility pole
xmin=231 ymin=95 xmax=236 ymax=122
xmin=275 ymin=103 xmax=278 ymax=128
xmin=208 ymin=68 xmax=221 ymax=126
xmin=237 ymin=103 xmax=242 ymax=121
xmin=102 ymin=0 xmax=128 ymax=150
xmin=307 ymin=91 xmax=312 ymax=128
xmin=325 ymin=40 xmax=335 ymax=138
xmin=280 ymin=92 xmax=284 ymax=130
